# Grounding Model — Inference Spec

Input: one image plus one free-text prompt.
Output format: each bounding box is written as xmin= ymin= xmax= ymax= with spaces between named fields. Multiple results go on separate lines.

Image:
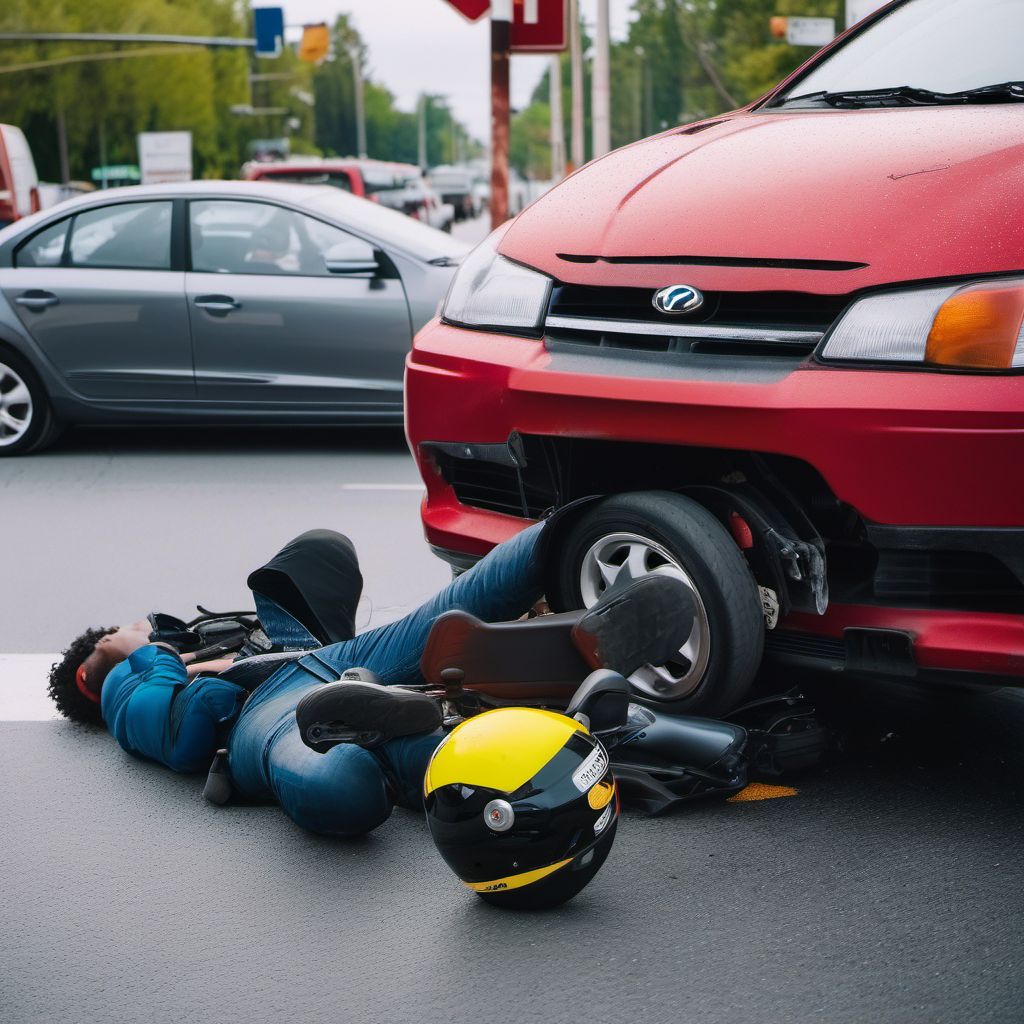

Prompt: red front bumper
xmin=405 ymin=318 xmax=1024 ymax=681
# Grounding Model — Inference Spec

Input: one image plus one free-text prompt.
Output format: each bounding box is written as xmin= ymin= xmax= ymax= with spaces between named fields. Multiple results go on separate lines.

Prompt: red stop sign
xmin=442 ymin=0 xmax=490 ymax=21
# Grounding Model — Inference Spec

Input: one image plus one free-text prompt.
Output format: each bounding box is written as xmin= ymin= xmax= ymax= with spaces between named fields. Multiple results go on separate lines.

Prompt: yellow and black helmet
xmin=423 ymin=706 xmax=619 ymax=910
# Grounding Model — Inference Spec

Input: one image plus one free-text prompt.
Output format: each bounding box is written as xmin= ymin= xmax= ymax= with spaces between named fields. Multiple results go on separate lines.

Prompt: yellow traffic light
xmin=298 ymin=23 xmax=330 ymax=64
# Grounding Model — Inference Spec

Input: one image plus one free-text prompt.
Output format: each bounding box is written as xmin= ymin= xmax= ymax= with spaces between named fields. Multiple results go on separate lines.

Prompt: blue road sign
xmin=253 ymin=7 xmax=284 ymax=58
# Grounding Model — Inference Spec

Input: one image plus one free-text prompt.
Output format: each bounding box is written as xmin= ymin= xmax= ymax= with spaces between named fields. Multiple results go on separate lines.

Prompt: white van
xmin=0 ymin=125 xmax=40 ymax=227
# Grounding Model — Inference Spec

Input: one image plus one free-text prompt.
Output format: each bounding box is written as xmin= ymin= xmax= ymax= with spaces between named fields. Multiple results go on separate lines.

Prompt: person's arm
xmin=162 ymin=672 xmax=246 ymax=773
xmin=185 ymin=657 xmax=237 ymax=679
xmin=110 ymin=646 xmax=244 ymax=774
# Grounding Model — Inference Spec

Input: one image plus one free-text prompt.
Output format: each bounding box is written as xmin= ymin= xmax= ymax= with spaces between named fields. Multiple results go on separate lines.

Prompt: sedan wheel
xmin=0 ymin=351 xmax=61 ymax=456
xmin=0 ymin=361 xmax=34 ymax=449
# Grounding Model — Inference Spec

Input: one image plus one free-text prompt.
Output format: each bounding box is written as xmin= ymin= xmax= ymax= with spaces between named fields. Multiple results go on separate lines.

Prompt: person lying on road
xmin=48 ymin=524 xmax=681 ymax=838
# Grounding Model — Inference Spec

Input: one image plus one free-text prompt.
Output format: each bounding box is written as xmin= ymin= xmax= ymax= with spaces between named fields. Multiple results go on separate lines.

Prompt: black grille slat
xmin=546 ymin=284 xmax=847 ymax=360
xmin=765 ymin=632 xmax=846 ymax=661
xmin=549 ymin=284 xmax=847 ymax=330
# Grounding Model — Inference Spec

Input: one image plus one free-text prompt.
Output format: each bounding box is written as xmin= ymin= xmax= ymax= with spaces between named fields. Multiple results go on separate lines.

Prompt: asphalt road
xmin=3 ymin=427 xmax=1024 ymax=1024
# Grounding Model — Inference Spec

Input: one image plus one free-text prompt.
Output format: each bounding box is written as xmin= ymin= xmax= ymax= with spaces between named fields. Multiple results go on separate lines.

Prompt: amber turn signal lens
xmin=926 ymin=285 xmax=1024 ymax=369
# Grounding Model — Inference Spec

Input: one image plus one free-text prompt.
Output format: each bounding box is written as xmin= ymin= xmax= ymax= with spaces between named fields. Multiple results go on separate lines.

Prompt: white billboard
xmin=787 ymin=16 xmax=836 ymax=47
xmin=138 ymin=131 xmax=193 ymax=185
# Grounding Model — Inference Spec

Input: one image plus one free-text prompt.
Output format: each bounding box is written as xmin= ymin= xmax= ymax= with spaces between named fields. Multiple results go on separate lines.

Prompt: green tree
xmin=0 ymin=0 xmax=260 ymax=180
xmin=311 ymin=15 xmax=479 ymax=168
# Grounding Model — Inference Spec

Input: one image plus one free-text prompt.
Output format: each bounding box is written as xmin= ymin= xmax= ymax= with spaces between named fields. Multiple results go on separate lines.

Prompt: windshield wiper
xmin=778 ymin=82 xmax=1024 ymax=108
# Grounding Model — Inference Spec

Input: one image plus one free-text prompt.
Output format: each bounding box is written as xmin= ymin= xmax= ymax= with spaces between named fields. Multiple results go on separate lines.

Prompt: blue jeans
xmin=227 ymin=522 xmax=545 ymax=837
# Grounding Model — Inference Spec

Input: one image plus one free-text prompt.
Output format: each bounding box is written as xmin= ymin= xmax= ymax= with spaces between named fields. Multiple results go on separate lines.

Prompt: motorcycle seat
xmin=420 ymin=609 xmax=590 ymax=702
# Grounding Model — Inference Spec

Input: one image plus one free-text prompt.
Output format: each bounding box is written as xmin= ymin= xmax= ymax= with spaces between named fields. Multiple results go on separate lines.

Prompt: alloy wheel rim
xmin=0 ymin=362 xmax=32 ymax=448
xmin=579 ymin=531 xmax=711 ymax=701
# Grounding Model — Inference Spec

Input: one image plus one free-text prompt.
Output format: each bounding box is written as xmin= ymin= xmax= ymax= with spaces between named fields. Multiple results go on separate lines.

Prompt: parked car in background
xmin=0 ymin=180 xmax=468 ymax=455
xmin=428 ymin=166 xmax=475 ymax=221
xmin=406 ymin=0 xmax=1024 ymax=715
xmin=0 ymin=125 xmax=40 ymax=228
xmin=471 ymin=178 xmax=489 ymax=218
xmin=379 ymin=169 xmax=454 ymax=233
xmin=243 ymin=157 xmax=397 ymax=202
xmin=243 ymin=158 xmax=453 ymax=229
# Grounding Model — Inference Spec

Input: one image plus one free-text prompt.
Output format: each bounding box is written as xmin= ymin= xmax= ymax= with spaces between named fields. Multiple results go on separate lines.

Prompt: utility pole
xmin=55 ymin=100 xmax=70 ymax=185
xmin=347 ymin=43 xmax=367 ymax=158
xmin=417 ymin=93 xmax=428 ymax=170
xmin=490 ymin=0 xmax=511 ymax=224
xmin=569 ymin=0 xmax=584 ymax=169
xmin=98 ymin=119 xmax=108 ymax=187
xmin=592 ymin=0 xmax=610 ymax=158
xmin=549 ymin=54 xmax=565 ymax=182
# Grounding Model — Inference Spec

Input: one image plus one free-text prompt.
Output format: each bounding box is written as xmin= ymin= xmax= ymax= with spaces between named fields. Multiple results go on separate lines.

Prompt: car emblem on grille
xmin=652 ymin=284 xmax=704 ymax=315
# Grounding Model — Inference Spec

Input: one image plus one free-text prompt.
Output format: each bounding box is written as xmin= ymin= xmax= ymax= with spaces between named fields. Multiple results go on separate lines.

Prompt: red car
xmin=405 ymin=0 xmax=1024 ymax=714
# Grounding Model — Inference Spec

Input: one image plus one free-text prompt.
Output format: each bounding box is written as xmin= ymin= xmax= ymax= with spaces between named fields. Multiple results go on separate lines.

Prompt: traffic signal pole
xmin=490 ymin=0 xmax=511 ymax=225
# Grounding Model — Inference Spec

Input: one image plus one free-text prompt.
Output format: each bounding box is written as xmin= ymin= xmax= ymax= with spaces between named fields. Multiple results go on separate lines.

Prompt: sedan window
xmin=190 ymin=199 xmax=374 ymax=277
xmin=68 ymin=202 xmax=172 ymax=270
xmin=15 ymin=218 xmax=69 ymax=267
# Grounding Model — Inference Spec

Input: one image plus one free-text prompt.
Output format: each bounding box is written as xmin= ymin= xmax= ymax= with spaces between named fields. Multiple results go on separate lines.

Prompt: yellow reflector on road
xmin=727 ymin=783 xmax=798 ymax=803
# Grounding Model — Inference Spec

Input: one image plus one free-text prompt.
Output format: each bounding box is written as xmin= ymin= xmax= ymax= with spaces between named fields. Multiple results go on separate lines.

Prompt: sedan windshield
xmin=773 ymin=0 xmax=1024 ymax=106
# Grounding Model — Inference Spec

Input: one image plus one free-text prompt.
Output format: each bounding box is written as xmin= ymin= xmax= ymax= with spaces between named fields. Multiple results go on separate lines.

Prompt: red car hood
xmin=500 ymin=107 xmax=1024 ymax=296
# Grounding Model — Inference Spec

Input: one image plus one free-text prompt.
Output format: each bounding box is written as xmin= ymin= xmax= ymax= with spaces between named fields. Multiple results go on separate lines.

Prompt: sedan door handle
xmin=194 ymin=295 xmax=240 ymax=313
xmin=16 ymin=291 xmax=59 ymax=311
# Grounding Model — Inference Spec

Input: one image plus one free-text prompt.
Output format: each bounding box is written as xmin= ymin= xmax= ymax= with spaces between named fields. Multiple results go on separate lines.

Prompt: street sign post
xmin=490 ymin=0 xmax=511 ymax=225
xmin=439 ymin=0 xmax=568 ymax=223
xmin=786 ymin=16 xmax=836 ymax=47
xmin=253 ymin=7 xmax=284 ymax=58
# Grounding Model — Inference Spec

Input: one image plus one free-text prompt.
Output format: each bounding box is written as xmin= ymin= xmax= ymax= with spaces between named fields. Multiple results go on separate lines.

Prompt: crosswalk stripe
xmin=0 ymin=655 xmax=61 ymax=720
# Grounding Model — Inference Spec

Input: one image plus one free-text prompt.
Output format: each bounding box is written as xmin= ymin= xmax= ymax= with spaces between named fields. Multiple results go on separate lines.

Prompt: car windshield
xmin=303 ymin=187 xmax=470 ymax=263
xmin=773 ymin=0 xmax=1024 ymax=105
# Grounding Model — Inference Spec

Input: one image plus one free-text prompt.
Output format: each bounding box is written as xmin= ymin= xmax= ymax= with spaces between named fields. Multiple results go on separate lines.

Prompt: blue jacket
xmin=101 ymin=645 xmax=246 ymax=773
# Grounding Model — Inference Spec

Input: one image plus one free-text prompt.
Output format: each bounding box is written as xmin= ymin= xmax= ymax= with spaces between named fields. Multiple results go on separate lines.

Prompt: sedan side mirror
xmin=323 ymin=239 xmax=379 ymax=275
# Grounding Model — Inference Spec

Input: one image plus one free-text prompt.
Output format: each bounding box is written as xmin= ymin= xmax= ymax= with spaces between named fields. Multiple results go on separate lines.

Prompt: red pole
xmin=490 ymin=0 xmax=511 ymax=226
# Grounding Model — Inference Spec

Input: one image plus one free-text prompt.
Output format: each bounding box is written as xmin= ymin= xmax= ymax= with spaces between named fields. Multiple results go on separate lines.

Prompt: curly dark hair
xmin=48 ymin=627 xmax=117 ymax=726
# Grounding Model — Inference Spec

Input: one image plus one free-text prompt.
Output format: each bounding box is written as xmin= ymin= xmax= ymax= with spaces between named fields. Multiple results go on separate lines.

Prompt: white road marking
xmin=0 ymin=655 xmax=61 ymax=721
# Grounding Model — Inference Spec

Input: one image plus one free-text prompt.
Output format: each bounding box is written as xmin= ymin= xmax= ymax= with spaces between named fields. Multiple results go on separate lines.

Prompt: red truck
xmin=405 ymin=0 xmax=1024 ymax=714
xmin=0 ymin=125 xmax=40 ymax=228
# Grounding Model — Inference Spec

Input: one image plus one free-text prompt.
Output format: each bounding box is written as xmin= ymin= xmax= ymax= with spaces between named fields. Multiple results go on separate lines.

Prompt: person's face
xmin=95 ymin=618 xmax=152 ymax=660
xmin=80 ymin=618 xmax=152 ymax=695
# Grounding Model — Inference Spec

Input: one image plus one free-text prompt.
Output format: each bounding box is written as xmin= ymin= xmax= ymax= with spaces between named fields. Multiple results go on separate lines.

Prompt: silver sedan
xmin=0 ymin=180 xmax=469 ymax=455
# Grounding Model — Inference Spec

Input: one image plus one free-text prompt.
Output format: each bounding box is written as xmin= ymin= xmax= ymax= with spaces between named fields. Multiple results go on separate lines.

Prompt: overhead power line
xmin=0 ymin=45 xmax=206 ymax=75
xmin=0 ymin=32 xmax=255 ymax=47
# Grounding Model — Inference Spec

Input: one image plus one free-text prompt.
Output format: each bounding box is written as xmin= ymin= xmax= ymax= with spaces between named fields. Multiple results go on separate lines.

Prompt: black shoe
xmin=296 ymin=679 xmax=443 ymax=754
xmin=571 ymin=575 xmax=695 ymax=676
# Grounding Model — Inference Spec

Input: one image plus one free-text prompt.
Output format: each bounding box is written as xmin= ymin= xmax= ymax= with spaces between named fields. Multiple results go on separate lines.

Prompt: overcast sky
xmin=279 ymin=1 xmax=636 ymax=141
